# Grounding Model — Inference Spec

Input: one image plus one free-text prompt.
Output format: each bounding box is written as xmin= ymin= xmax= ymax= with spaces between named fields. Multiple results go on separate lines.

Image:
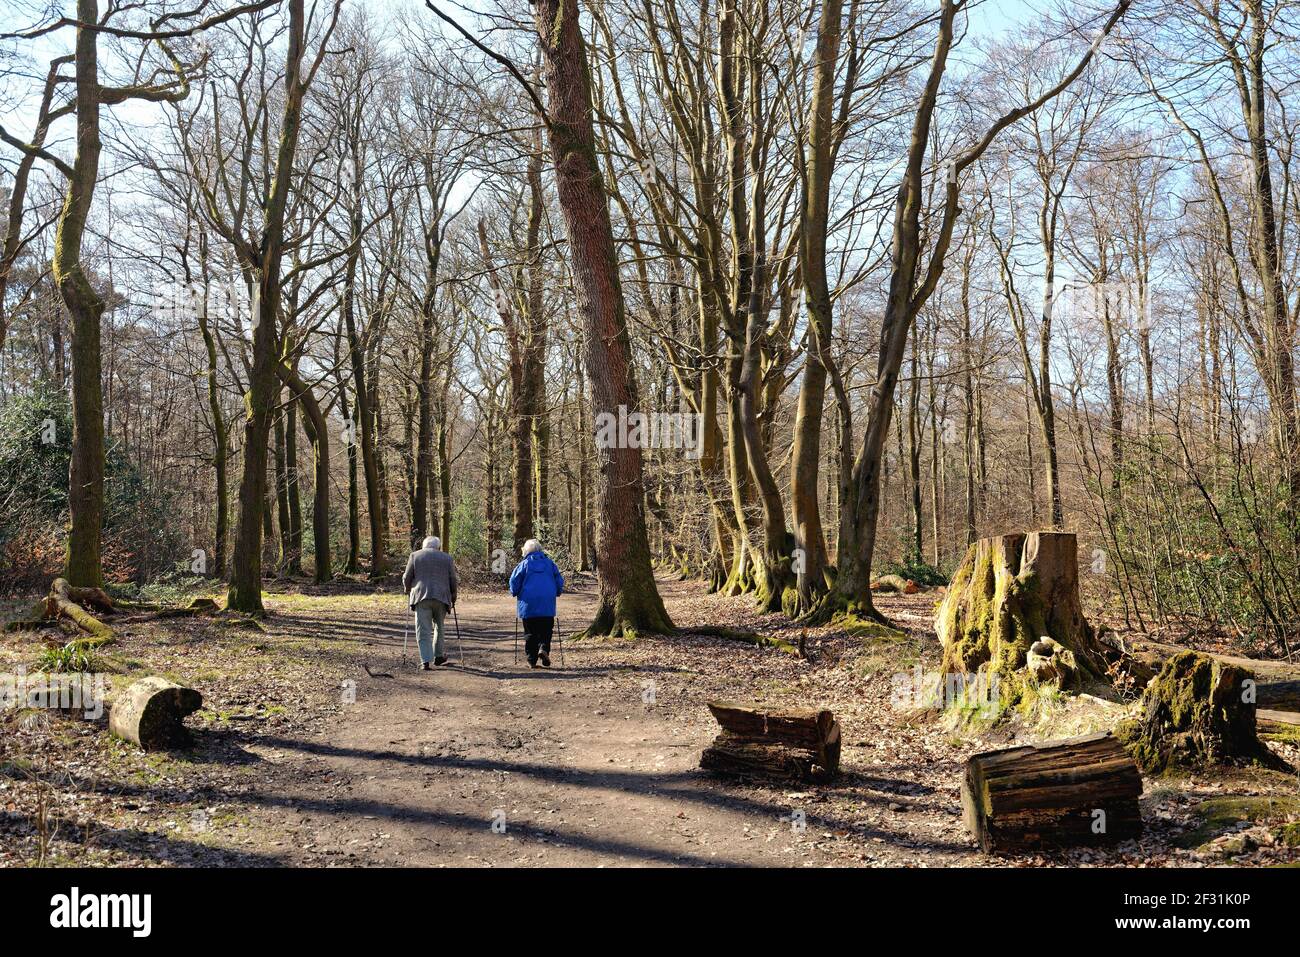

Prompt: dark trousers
xmin=522 ymin=616 xmax=554 ymax=661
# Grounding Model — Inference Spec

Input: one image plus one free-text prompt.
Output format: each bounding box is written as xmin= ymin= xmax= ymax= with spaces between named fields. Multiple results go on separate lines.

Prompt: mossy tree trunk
xmin=936 ymin=531 xmax=1111 ymax=688
xmin=532 ymin=0 xmax=672 ymax=638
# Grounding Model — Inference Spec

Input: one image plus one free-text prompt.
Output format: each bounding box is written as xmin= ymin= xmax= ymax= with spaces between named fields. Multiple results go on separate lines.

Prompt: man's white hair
xmin=522 ymin=538 xmax=542 ymax=556
xmin=423 ymin=536 xmax=440 ymax=550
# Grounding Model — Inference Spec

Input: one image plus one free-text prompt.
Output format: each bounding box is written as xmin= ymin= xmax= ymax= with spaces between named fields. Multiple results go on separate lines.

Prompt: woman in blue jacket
xmin=509 ymin=539 xmax=565 ymax=667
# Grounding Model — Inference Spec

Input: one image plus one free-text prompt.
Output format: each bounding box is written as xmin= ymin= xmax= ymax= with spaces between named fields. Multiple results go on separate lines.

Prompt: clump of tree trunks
xmin=962 ymin=732 xmax=1143 ymax=854
xmin=936 ymin=532 xmax=1114 ymax=705
xmin=699 ymin=701 xmax=841 ymax=783
xmin=1118 ymin=651 xmax=1285 ymax=774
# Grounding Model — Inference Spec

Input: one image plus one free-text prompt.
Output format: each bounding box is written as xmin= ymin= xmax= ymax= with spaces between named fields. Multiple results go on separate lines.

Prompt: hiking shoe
xmin=420 ymin=661 xmax=432 ymax=671
xmin=539 ymin=652 xmax=551 ymax=668
xmin=528 ymin=658 xmax=539 ymax=669
xmin=435 ymin=656 xmax=449 ymax=666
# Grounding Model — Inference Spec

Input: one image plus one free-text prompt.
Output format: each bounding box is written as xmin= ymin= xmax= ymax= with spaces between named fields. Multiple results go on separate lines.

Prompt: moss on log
xmin=1117 ymin=651 xmax=1283 ymax=773
xmin=677 ymin=625 xmax=799 ymax=654
xmin=4 ymin=577 xmax=114 ymax=642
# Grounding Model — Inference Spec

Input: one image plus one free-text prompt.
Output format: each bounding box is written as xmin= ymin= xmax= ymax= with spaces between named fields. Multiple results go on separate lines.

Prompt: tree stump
xmin=961 ymin=732 xmax=1143 ymax=854
xmin=109 ymin=677 xmax=203 ymax=751
xmin=935 ymin=532 xmax=1110 ymax=690
xmin=1118 ymin=651 xmax=1281 ymax=773
xmin=699 ymin=701 xmax=841 ymax=783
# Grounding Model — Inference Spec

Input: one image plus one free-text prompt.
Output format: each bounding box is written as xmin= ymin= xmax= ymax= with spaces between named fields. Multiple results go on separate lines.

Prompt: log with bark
xmin=936 ymin=532 xmax=1112 ymax=692
xmin=699 ymin=701 xmax=841 ymax=783
xmin=4 ymin=577 xmax=115 ymax=643
xmin=109 ymin=676 xmax=203 ymax=751
xmin=961 ymin=731 xmax=1142 ymax=854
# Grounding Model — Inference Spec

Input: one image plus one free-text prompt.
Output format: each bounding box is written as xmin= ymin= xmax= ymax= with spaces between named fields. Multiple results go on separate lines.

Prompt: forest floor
xmin=2 ymin=573 xmax=1299 ymax=867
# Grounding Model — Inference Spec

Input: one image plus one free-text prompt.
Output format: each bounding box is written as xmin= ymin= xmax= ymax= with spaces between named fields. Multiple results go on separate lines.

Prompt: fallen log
xmin=961 ymin=731 xmax=1142 ymax=854
xmin=5 ymin=578 xmax=114 ymax=643
xmin=871 ymin=574 xmax=918 ymax=594
xmin=1259 ymin=709 xmax=1300 ymax=728
xmin=1122 ymin=637 xmax=1300 ymax=689
xmin=700 ymin=701 xmax=841 ymax=783
xmin=108 ymin=676 xmax=202 ymax=751
xmin=676 ymin=625 xmax=798 ymax=654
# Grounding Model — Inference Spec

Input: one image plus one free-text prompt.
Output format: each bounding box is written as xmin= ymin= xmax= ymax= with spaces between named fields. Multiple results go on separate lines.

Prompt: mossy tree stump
xmin=936 ymin=532 xmax=1110 ymax=692
xmin=1118 ymin=651 xmax=1282 ymax=773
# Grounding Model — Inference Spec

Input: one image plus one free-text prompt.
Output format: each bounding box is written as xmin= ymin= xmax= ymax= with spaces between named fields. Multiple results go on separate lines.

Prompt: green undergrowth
xmin=36 ymin=641 xmax=100 ymax=674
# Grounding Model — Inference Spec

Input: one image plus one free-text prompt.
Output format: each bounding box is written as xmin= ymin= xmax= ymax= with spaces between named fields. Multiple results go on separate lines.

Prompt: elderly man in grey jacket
xmin=402 ymin=536 xmax=458 ymax=670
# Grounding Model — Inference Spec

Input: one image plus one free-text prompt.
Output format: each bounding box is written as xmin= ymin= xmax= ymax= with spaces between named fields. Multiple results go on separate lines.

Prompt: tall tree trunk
xmin=227 ymin=0 xmax=310 ymax=612
xmin=532 ymin=0 xmax=672 ymax=636
xmin=195 ymin=242 xmax=229 ymax=578
xmin=274 ymin=398 xmax=293 ymax=572
xmin=345 ymin=265 xmax=386 ymax=578
xmin=791 ymin=0 xmax=843 ymax=612
xmin=55 ymin=0 xmax=108 ymax=588
xmin=277 ymin=356 xmax=331 ymax=582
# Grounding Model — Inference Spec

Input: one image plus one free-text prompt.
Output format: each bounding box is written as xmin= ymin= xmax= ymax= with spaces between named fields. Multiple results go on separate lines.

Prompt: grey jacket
xmin=402 ymin=547 xmax=458 ymax=609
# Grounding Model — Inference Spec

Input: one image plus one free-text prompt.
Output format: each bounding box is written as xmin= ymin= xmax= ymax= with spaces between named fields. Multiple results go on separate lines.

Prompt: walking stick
xmin=514 ymin=615 xmax=519 ymax=665
xmin=556 ymin=615 xmax=565 ymax=668
xmin=452 ymin=605 xmax=464 ymax=664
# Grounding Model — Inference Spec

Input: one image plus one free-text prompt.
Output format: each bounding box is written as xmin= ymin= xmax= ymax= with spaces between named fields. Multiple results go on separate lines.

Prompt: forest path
xmin=251 ymin=576 xmax=875 ymax=866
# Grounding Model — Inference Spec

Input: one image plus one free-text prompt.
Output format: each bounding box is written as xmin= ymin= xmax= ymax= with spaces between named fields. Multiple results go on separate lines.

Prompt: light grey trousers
xmin=413 ymin=598 xmax=448 ymax=663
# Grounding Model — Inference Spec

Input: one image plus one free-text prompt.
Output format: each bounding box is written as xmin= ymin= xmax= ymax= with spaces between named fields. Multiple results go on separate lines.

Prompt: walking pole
xmin=514 ymin=615 xmax=519 ymax=665
xmin=556 ymin=615 xmax=565 ymax=668
xmin=452 ymin=605 xmax=464 ymax=664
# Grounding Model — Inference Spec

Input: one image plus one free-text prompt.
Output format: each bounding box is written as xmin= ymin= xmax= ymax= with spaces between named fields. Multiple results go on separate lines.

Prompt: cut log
xmin=1117 ymin=650 xmax=1282 ymax=772
xmin=961 ymin=731 xmax=1142 ymax=854
xmin=109 ymin=676 xmax=202 ymax=751
xmin=935 ymin=532 xmax=1111 ymax=691
xmin=700 ymin=701 xmax=840 ymax=783
xmin=1120 ymin=638 xmax=1300 ymax=692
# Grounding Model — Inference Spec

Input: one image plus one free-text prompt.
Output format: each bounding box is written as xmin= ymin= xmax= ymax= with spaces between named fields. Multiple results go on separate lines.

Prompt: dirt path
xmin=251 ymin=577 xmax=900 ymax=867
xmin=10 ymin=572 xmax=1295 ymax=867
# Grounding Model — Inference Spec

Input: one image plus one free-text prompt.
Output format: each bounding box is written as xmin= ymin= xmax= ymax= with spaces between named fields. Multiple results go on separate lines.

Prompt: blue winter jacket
xmin=509 ymin=551 xmax=565 ymax=619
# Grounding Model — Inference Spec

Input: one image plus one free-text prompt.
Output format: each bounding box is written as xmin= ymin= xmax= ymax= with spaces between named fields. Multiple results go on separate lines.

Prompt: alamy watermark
xmin=890 ymin=664 xmax=1003 ymax=716
xmin=1 ymin=667 xmax=105 ymax=720
xmin=594 ymin=405 xmax=705 ymax=460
